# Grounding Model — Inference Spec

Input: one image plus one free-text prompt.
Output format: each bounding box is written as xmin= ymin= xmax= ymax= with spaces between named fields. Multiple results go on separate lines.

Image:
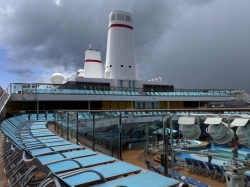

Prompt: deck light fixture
xmin=205 ymin=117 xmax=234 ymax=144
xmin=178 ymin=117 xmax=201 ymax=140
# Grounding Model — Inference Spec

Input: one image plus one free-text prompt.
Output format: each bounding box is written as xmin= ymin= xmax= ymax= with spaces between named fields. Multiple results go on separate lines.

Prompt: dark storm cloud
xmin=0 ymin=0 xmax=250 ymax=90
xmin=138 ymin=0 xmax=250 ymax=90
xmin=6 ymin=67 xmax=35 ymax=76
xmin=0 ymin=0 xmax=180 ymax=75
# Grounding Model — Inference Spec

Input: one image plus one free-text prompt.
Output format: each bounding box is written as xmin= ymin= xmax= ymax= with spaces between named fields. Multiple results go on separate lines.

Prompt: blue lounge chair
xmin=185 ymin=158 xmax=194 ymax=171
xmin=206 ymin=162 xmax=215 ymax=176
xmin=213 ymin=164 xmax=225 ymax=182
xmin=245 ymin=175 xmax=250 ymax=187
xmin=168 ymin=169 xmax=188 ymax=181
xmin=191 ymin=159 xmax=201 ymax=174
xmin=174 ymin=155 xmax=184 ymax=169
xmin=94 ymin=172 xmax=179 ymax=187
xmin=145 ymin=160 xmax=164 ymax=173
xmin=183 ymin=177 xmax=198 ymax=185
xmin=195 ymin=181 xmax=209 ymax=187
xmin=197 ymin=160 xmax=208 ymax=176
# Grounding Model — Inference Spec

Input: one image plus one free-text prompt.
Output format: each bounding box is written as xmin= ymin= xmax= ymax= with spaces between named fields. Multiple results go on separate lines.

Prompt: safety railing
xmin=8 ymin=83 xmax=238 ymax=97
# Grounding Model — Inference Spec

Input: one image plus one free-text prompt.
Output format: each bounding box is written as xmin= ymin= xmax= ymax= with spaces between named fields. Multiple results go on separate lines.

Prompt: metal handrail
xmin=0 ymin=84 xmax=11 ymax=113
xmin=0 ymin=83 xmax=11 ymax=100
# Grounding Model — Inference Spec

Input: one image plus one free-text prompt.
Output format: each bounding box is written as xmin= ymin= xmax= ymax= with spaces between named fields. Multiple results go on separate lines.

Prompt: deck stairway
xmin=0 ymin=85 xmax=11 ymax=114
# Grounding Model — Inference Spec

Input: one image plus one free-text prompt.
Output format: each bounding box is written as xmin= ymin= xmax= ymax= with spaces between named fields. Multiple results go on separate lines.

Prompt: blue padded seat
xmin=62 ymin=149 xmax=97 ymax=159
xmin=30 ymin=129 xmax=50 ymax=132
xmin=46 ymin=113 xmax=54 ymax=120
xmin=29 ymin=148 xmax=52 ymax=155
xmin=32 ymin=121 xmax=47 ymax=125
xmin=37 ymin=154 xmax=65 ymax=163
xmin=46 ymin=160 xmax=80 ymax=173
xmin=38 ymin=114 xmax=45 ymax=120
xmin=62 ymin=162 xmax=142 ymax=186
xmin=39 ymin=138 xmax=65 ymax=143
xmin=37 ymin=136 xmax=60 ymax=140
xmin=44 ymin=141 xmax=72 ymax=147
xmin=32 ymin=133 xmax=54 ymax=137
xmin=30 ymin=125 xmax=47 ymax=130
xmin=51 ymin=144 xmax=82 ymax=152
xmin=29 ymin=114 xmax=37 ymax=120
xmin=74 ymin=154 xmax=116 ymax=167
xmin=94 ymin=171 xmax=179 ymax=187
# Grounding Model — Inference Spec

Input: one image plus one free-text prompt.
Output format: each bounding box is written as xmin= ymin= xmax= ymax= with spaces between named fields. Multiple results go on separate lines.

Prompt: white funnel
xmin=105 ymin=10 xmax=137 ymax=79
xmin=84 ymin=45 xmax=102 ymax=78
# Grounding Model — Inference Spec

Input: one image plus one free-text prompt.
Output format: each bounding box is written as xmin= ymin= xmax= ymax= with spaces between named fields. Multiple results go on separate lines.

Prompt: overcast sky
xmin=0 ymin=0 xmax=250 ymax=91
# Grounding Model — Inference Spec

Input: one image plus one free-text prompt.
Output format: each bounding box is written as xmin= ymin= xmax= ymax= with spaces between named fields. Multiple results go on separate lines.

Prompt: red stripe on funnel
xmin=85 ymin=59 xmax=101 ymax=63
xmin=108 ymin=24 xmax=133 ymax=30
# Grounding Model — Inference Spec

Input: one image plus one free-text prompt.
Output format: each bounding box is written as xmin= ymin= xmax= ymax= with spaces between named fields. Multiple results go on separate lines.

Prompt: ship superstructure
xmin=0 ymin=10 xmax=248 ymax=119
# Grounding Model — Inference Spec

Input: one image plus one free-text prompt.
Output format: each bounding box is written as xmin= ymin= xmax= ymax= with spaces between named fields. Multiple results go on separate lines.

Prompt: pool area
xmin=173 ymin=140 xmax=202 ymax=147
xmin=176 ymin=143 xmax=250 ymax=174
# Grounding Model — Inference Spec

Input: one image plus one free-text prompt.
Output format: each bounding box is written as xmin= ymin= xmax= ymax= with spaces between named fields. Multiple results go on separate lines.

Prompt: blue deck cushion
xmin=44 ymin=141 xmax=72 ymax=147
xmin=32 ymin=133 xmax=54 ymax=137
xmin=74 ymin=154 xmax=116 ymax=167
xmin=46 ymin=113 xmax=54 ymax=120
xmin=31 ymin=130 xmax=53 ymax=134
xmin=62 ymin=149 xmax=97 ymax=159
xmin=37 ymin=136 xmax=60 ymax=140
xmin=46 ymin=160 xmax=81 ymax=173
xmin=29 ymin=147 xmax=52 ymax=155
xmin=30 ymin=114 xmax=37 ymax=120
xmin=39 ymin=138 xmax=65 ymax=143
xmin=30 ymin=125 xmax=47 ymax=129
xmin=38 ymin=114 xmax=45 ymax=120
xmin=62 ymin=162 xmax=142 ymax=186
xmin=94 ymin=171 xmax=179 ymax=187
xmin=51 ymin=144 xmax=82 ymax=152
xmin=22 ymin=138 xmax=38 ymax=143
xmin=37 ymin=154 xmax=65 ymax=163
xmin=31 ymin=129 xmax=50 ymax=132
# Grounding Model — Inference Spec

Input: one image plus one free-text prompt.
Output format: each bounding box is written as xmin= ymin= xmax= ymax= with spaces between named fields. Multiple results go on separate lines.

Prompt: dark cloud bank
xmin=6 ymin=68 xmax=34 ymax=76
xmin=0 ymin=0 xmax=250 ymax=90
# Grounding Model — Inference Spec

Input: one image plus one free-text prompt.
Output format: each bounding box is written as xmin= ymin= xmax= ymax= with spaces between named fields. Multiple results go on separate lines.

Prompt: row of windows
xmin=143 ymin=84 xmax=174 ymax=92
xmin=109 ymin=14 xmax=132 ymax=23
xmin=107 ymin=65 xmax=132 ymax=68
xmin=65 ymin=81 xmax=110 ymax=87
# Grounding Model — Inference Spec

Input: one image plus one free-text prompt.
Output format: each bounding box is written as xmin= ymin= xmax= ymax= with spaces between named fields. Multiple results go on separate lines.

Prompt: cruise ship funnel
xmin=84 ymin=44 xmax=103 ymax=78
xmin=105 ymin=11 xmax=137 ymax=80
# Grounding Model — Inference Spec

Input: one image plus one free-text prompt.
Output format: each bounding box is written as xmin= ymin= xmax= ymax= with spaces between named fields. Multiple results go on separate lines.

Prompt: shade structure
xmin=204 ymin=118 xmax=222 ymax=125
xmin=178 ymin=117 xmax=195 ymax=125
xmin=231 ymin=118 xmax=249 ymax=127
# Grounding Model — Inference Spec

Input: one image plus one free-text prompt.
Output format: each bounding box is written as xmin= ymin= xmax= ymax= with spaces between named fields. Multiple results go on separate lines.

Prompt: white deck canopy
xmin=204 ymin=118 xmax=222 ymax=124
xmin=230 ymin=118 xmax=249 ymax=127
xmin=178 ymin=117 xmax=195 ymax=125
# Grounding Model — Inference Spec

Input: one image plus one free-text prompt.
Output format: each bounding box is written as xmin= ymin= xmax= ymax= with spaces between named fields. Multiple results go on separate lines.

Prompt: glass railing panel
xmin=9 ymin=82 xmax=238 ymax=97
xmin=11 ymin=83 xmax=22 ymax=94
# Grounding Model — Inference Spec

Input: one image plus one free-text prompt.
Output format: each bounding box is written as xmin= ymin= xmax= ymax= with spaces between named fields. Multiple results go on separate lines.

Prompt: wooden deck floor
xmin=123 ymin=148 xmax=227 ymax=187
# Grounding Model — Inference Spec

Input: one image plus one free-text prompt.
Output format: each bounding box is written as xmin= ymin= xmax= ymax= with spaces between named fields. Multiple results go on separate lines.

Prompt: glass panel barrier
xmin=9 ymin=83 xmax=237 ymax=97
